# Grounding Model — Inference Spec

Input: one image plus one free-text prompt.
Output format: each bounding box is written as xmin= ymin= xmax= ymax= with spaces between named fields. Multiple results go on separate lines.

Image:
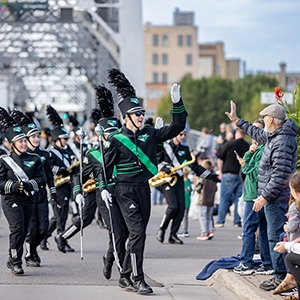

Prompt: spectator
xmin=215 ymin=128 xmax=249 ymax=227
xmin=196 ymin=159 xmax=218 ymax=240
xmin=233 ymin=119 xmax=273 ymax=276
xmin=226 ymin=101 xmax=298 ymax=291
xmin=195 ymin=127 xmax=214 ymax=160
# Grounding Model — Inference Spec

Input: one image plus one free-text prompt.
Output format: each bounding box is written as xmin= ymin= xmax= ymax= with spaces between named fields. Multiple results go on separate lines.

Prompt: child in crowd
xmin=196 ymin=159 xmax=218 ymax=241
xmin=178 ymin=167 xmax=193 ymax=237
xmin=273 ymin=171 xmax=300 ymax=296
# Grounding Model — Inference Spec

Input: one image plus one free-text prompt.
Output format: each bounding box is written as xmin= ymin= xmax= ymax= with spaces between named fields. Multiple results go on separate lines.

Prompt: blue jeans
xmin=264 ymin=202 xmax=288 ymax=279
xmin=216 ymin=173 xmax=242 ymax=225
xmin=152 ymin=188 xmax=164 ymax=205
xmin=199 ymin=206 xmax=214 ymax=235
xmin=240 ymin=201 xmax=272 ymax=268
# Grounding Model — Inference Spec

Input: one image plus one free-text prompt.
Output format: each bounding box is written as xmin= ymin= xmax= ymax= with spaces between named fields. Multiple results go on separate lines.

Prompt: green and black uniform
xmin=99 ymin=99 xmax=187 ymax=282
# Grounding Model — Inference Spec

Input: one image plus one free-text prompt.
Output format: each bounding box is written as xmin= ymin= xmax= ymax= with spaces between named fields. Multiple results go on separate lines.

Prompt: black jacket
xmin=0 ymin=151 xmax=46 ymax=200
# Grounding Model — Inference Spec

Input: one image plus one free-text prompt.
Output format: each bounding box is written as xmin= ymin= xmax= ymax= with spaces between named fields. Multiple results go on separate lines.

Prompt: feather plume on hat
xmin=46 ymin=105 xmax=63 ymax=128
xmin=11 ymin=109 xmax=32 ymax=127
xmin=0 ymin=107 xmax=17 ymax=130
xmin=108 ymin=68 xmax=136 ymax=100
xmin=95 ymin=84 xmax=115 ymax=118
xmin=90 ymin=108 xmax=102 ymax=125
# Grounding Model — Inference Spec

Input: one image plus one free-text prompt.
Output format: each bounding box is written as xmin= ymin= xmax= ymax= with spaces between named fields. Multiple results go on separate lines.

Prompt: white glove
xmin=101 ymin=189 xmax=112 ymax=209
xmin=170 ymin=83 xmax=181 ymax=103
xmin=155 ymin=117 xmax=164 ymax=129
xmin=75 ymin=194 xmax=85 ymax=208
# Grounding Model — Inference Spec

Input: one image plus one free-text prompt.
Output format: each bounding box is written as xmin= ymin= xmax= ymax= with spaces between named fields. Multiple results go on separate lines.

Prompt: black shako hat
xmin=46 ymin=105 xmax=70 ymax=141
xmin=0 ymin=107 xmax=26 ymax=143
xmin=108 ymin=68 xmax=145 ymax=118
xmin=95 ymin=84 xmax=120 ymax=133
xmin=11 ymin=109 xmax=41 ymax=138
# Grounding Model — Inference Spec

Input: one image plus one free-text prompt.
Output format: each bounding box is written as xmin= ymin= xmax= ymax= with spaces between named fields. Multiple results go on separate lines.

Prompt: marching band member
xmin=0 ymin=107 xmax=45 ymax=275
xmin=98 ymin=69 xmax=187 ymax=294
xmin=11 ymin=109 xmax=58 ymax=267
xmin=155 ymin=130 xmax=220 ymax=245
xmin=43 ymin=105 xmax=75 ymax=253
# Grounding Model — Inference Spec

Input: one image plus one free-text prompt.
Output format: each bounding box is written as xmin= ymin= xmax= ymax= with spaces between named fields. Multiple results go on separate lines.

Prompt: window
xmin=162 ymin=54 xmax=168 ymax=65
xmin=186 ymin=54 xmax=192 ymax=65
xmin=178 ymin=35 xmax=183 ymax=46
xmin=162 ymin=35 xmax=168 ymax=46
xmin=187 ymin=35 xmax=192 ymax=46
xmin=152 ymin=54 xmax=158 ymax=65
xmin=153 ymin=72 xmax=158 ymax=83
xmin=162 ymin=73 xmax=168 ymax=83
xmin=153 ymin=34 xmax=158 ymax=46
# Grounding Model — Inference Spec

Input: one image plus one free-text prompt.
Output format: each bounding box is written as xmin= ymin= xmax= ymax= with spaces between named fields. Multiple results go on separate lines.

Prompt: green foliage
xmin=157 ymin=74 xmax=279 ymax=134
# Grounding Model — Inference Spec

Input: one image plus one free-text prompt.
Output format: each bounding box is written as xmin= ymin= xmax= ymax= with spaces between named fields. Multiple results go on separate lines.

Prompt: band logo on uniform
xmin=107 ymin=120 xmax=117 ymax=127
xmin=24 ymin=161 xmax=35 ymax=168
xmin=137 ymin=134 xmax=149 ymax=143
xmin=178 ymin=150 xmax=185 ymax=156
xmin=13 ymin=127 xmax=22 ymax=132
xmin=130 ymin=98 xmax=139 ymax=104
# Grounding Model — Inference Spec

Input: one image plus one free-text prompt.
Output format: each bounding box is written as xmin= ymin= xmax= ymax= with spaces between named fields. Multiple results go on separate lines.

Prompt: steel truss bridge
xmin=0 ymin=0 xmax=145 ymax=122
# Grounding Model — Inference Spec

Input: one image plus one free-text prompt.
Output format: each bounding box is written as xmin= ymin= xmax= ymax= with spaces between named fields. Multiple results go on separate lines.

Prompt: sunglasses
xmin=134 ymin=111 xmax=145 ymax=117
xmin=179 ymin=132 xmax=186 ymax=136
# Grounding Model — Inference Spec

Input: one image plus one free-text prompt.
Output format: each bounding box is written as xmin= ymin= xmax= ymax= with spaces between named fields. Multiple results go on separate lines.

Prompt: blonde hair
xmin=201 ymin=159 xmax=212 ymax=171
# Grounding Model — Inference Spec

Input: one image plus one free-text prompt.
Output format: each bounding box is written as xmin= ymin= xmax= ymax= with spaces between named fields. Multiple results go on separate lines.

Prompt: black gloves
xmin=22 ymin=181 xmax=33 ymax=191
xmin=207 ymin=172 xmax=221 ymax=183
xmin=11 ymin=182 xmax=21 ymax=193
xmin=161 ymin=165 xmax=172 ymax=174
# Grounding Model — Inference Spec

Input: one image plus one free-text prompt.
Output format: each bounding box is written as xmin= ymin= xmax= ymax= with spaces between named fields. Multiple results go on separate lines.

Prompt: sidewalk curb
xmin=212 ymin=269 xmax=279 ymax=300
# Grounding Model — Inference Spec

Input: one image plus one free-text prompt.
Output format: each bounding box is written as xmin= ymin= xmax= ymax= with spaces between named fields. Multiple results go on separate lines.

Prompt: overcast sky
xmin=142 ymin=0 xmax=300 ymax=74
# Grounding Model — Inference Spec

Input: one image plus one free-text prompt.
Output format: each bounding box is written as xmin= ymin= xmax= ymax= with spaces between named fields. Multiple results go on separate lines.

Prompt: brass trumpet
xmin=149 ymin=153 xmax=195 ymax=188
xmin=54 ymin=160 xmax=80 ymax=187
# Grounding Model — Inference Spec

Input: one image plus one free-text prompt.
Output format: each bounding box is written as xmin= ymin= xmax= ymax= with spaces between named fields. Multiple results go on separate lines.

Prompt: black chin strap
xmin=27 ymin=139 xmax=36 ymax=150
xmin=58 ymin=138 xmax=64 ymax=148
xmin=128 ymin=113 xmax=139 ymax=129
xmin=12 ymin=143 xmax=22 ymax=155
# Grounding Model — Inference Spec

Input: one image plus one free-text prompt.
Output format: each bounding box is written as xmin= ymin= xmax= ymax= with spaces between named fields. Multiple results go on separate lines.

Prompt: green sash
xmin=114 ymin=134 xmax=158 ymax=176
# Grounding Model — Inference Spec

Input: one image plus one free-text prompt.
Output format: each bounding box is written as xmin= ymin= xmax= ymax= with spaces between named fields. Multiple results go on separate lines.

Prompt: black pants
xmin=26 ymin=188 xmax=49 ymax=257
xmin=62 ymin=190 xmax=97 ymax=240
xmin=285 ymin=252 xmax=300 ymax=296
xmin=96 ymin=189 xmax=128 ymax=268
xmin=115 ymin=182 xmax=150 ymax=281
xmin=48 ymin=183 xmax=71 ymax=236
xmin=2 ymin=195 xmax=34 ymax=265
xmin=157 ymin=175 xmax=185 ymax=236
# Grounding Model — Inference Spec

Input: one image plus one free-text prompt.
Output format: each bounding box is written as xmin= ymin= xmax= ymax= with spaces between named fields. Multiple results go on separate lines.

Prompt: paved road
xmin=0 ymin=202 xmax=245 ymax=300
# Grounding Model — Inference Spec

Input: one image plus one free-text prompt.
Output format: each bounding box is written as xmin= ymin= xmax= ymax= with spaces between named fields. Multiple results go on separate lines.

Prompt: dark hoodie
xmin=237 ymin=118 xmax=298 ymax=203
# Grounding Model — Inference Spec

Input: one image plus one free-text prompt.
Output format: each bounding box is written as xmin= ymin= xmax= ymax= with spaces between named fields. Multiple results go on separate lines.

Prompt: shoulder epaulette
xmin=86 ymin=146 xmax=98 ymax=154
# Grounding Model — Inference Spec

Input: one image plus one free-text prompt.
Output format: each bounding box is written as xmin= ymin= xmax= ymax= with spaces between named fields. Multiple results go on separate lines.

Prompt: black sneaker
xmin=259 ymin=277 xmax=282 ymax=291
xmin=25 ymin=258 xmax=40 ymax=267
xmin=54 ymin=234 xmax=66 ymax=253
xmin=102 ymin=255 xmax=113 ymax=280
xmin=33 ymin=252 xmax=41 ymax=264
xmin=118 ymin=277 xmax=135 ymax=292
xmin=156 ymin=229 xmax=165 ymax=243
xmin=133 ymin=279 xmax=153 ymax=294
xmin=255 ymin=264 xmax=274 ymax=275
xmin=7 ymin=261 xmax=24 ymax=275
xmin=65 ymin=240 xmax=75 ymax=252
xmin=233 ymin=262 xmax=255 ymax=275
xmin=168 ymin=235 xmax=183 ymax=244
xmin=40 ymin=239 xmax=49 ymax=251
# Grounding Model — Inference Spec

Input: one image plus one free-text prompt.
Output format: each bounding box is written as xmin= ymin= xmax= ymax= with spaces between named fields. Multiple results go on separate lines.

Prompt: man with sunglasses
xmin=97 ymin=68 xmax=187 ymax=295
xmin=156 ymin=130 xmax=220 ymax=245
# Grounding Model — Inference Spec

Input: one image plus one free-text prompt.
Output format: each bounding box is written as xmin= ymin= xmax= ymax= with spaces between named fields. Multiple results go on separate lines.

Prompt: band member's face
xmin=60 ymin=137 xmax=69 ymax=147
xmin=28 ymin=133 xmax=41 ymax=147
xmin=14 ymin=137 xmax=27 ymax=153
xmin=177 ymin=131 xmax=186 ymax=142
xmin=129 ymin=111 xmax=145 ymax=128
